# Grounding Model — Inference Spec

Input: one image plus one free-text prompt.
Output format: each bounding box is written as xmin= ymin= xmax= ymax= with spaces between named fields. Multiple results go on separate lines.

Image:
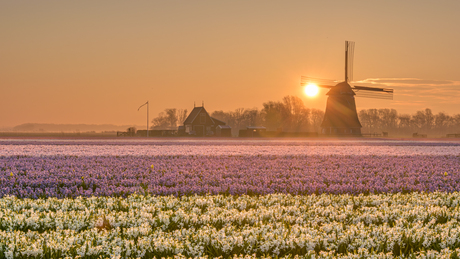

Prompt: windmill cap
xmin=326 ymin=81 xmax=356 ymax=95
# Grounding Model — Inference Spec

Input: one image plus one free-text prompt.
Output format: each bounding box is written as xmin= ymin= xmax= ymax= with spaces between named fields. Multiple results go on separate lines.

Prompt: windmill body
xmin=302 ymin=41 xmax=394 ymax=136
xmin=321 ymin=81 xmax=362 ymax=135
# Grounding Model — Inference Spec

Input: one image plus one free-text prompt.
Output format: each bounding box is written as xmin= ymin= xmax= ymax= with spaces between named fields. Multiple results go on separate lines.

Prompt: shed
xmin=216 ymin=125 xmax=232 ymax=137
xmin=242 ymin=126 xmax=267 ymax=137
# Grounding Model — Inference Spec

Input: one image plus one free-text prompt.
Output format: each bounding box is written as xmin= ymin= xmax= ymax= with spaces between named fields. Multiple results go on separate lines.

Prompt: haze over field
xmin=1 ymin=1 xmax=460 ymax=129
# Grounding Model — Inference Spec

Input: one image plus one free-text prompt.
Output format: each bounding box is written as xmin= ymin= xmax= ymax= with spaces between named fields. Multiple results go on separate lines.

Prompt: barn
xmin=183 ymin=106 xmax=228 ymax=136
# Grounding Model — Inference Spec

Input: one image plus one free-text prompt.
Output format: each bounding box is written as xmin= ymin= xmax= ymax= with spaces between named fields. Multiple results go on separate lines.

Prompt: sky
xmin=1 ymin=1 xmax=460 ymax=129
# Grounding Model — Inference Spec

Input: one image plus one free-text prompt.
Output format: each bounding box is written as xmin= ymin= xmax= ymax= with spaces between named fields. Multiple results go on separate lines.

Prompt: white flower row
xmin=1 ymin=192 xmax=460 ymax=258
xmin=2 ymin=140 xmax=460 ymax=156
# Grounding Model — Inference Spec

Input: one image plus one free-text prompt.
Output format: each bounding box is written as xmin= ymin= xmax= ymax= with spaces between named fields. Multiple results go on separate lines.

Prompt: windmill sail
xmin=300 ymin=77 xmax=394 ymax=100
xmin=345 ymin=41 xmax=354 ymax=82
xmin=353 ymin=85 xmax=394 ymax=100
xmin=301 ymin=76 xmax=335 ymax=89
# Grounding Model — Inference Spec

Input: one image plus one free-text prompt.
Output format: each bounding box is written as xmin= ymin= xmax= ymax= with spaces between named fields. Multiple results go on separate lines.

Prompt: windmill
xmin=301 ymin=41 xmax=394 ymax=135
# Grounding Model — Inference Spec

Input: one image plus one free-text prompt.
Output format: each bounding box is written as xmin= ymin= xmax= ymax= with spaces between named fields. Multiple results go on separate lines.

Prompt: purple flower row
xmin=1 ymin=155 xmax=459 ymax=198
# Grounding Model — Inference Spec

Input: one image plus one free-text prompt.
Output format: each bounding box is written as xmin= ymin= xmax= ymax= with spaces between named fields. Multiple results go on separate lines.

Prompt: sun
xmin=304 ymin=83 xmax=319 ymax=97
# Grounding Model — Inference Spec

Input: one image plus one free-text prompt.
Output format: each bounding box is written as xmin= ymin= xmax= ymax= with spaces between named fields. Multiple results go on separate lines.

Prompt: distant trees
xmin=359 ymin=109 xmax=398 ymax=134
xmin=151 ymin=108 xmax=187 ymax=129
xmin=358 ymin=108 xmax=460 ymax=136
xmin=210 ymin=105 xmax=460 ymax=137
xmin=211 ymin=96 xmax=324 ymax=136
xmin=151 ymin=98 xmax=460 ymax=137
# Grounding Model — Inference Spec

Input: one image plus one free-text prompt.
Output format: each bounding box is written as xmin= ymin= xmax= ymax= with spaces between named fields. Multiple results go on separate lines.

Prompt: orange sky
xmin=1 ymin=1 xmax=460 ymax=129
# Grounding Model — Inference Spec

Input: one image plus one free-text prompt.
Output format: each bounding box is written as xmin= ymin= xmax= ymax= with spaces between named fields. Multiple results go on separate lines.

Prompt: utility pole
xmin=138 ymin=101 xmax=149 ymax=137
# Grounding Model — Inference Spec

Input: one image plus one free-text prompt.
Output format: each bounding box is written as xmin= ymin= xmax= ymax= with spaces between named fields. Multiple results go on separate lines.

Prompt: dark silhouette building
xmin=183 ymin=106 xmax=227 ymax=136
xmin=321 ymin=81 xmax=362 ymax=135
xmin=216 ymin=125 xmax=232 ymax=137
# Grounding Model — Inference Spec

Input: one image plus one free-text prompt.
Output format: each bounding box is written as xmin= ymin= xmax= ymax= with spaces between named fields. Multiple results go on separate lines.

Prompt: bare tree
xmin=412 ymin=110 xmax=426 ymax=131
xmin=261 ymin=101 xmax=283 ymax=131
xmin=310 ymin=109 xmax=324 ymax=132
xmin=398 ymin=114 xmax=412 ymax=135
xmin=165 ymin=109 xmax=178 ymax=128
xmin=358 ymin=110 xmax=371 ymax=133
xmin=152 ymin=108 xmax=185 ymax=129
xmin=378 ymin=109 xmax=398 ymax=132
xmin=151 ymin=112 xmax=169 ymax=129
xmin=242 ymin=108 xmax=262 ymax=127
xmin=424 ymin=108 xmax=434 ymax=132
xmin=434 ymin=112 xmax=450 ymax=136
xmin=177 ymin=109 xmax=188 ymax=125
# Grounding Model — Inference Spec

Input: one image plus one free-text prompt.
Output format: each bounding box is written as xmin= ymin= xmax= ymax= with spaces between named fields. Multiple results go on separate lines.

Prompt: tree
xmin=242 ymin=108 xmax=262 ymax=127
xmin=281 ymin=96 xmax=310 ymax=132
xmin=310 ymin=109 xmax=324 ymax=132
xmin=211 ymin=109 xmax=261 ymax=136
xmin=358 ymin=110 xmax=371 ymax=133
xmin=151 ymin=112 xmax=169 ymax=129
xmin=261 ymin=101 xmax=283 ymax=131
xmin=434 ymin=112 xmax=450 ymax=136
xmin=177 ymin=109 xmax=188 ymax=125
xmin=397 ymin=114 xmax=412 ymax=135
xmin=165 ymin=109 xmax=178 ymax=128
xmin=412 ymin=110 xmax=426 ymax=131
xmin=261 ymin=96 xmax=312 ymax=132
xmin=378 ymin=109 xmax=398 ymax=132
xmin=424 ymin=108 xmax=434 ymax=132
xmin=151 ymin=108 xmax=187 ymax=129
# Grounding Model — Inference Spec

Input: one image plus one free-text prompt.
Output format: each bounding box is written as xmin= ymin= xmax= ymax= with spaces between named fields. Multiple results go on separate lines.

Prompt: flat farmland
xmin=1 ymin=139 xmax=460 ymax=258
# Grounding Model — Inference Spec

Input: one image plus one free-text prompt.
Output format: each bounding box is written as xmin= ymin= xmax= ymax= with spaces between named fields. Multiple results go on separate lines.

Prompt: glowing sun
xmin=304 ymin=83 xmax=319 ymax=97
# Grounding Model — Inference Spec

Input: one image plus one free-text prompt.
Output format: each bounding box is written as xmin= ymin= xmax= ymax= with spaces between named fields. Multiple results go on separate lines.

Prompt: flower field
xmin=1 ymin=193 xmax=460 ymax=258
xmin=1 ymin=155 xmax=460 ymax=198
xmin=1 ymin=139 xmax=460 ymax=258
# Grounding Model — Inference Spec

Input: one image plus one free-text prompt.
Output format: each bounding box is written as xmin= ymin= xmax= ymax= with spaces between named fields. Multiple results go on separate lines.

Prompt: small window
xmin=200 ymin=113 xmax=206 ymax=124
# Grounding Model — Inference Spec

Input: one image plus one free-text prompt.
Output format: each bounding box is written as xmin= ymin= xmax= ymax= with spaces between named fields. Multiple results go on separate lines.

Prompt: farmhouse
xmin=182 ymin=106 xmax=228 ymax=136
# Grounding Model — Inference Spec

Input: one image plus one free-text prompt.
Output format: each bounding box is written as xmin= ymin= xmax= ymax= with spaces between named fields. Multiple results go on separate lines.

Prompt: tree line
xmin=150 ymin=96 xmax=460 ymax=137
xmin=211 ymin=96 xmax=324 ymax=136
xmin=150 ymin=109 xmax=188 ymax=130
xmin=359 ymin=108 xmax=460 ymax=137
xmin=150 ymin=96 xmax=324 ymax=135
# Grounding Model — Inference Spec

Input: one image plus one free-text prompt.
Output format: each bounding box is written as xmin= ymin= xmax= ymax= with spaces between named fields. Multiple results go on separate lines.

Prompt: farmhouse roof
xmin=183 ymin=107 xmax=205 ymax=124
xmin=183 ymin=106 xmax=226 ymax=126
xmin=211 ymin=117 xmax=226 ymax=126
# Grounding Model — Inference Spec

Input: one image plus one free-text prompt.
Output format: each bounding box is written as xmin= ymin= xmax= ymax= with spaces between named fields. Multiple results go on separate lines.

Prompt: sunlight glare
xmin=304 ymin=83 xmax=319 ymax=97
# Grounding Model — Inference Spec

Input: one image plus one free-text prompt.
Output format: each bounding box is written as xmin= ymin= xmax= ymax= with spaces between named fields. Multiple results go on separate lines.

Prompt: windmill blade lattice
xmin=352 ymin=85 xmax=394 ymax=100
xmin=345 ymin=41 xmax=355 ymax=82
xmin=301 ymin=76 xmax=335 ymax=89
